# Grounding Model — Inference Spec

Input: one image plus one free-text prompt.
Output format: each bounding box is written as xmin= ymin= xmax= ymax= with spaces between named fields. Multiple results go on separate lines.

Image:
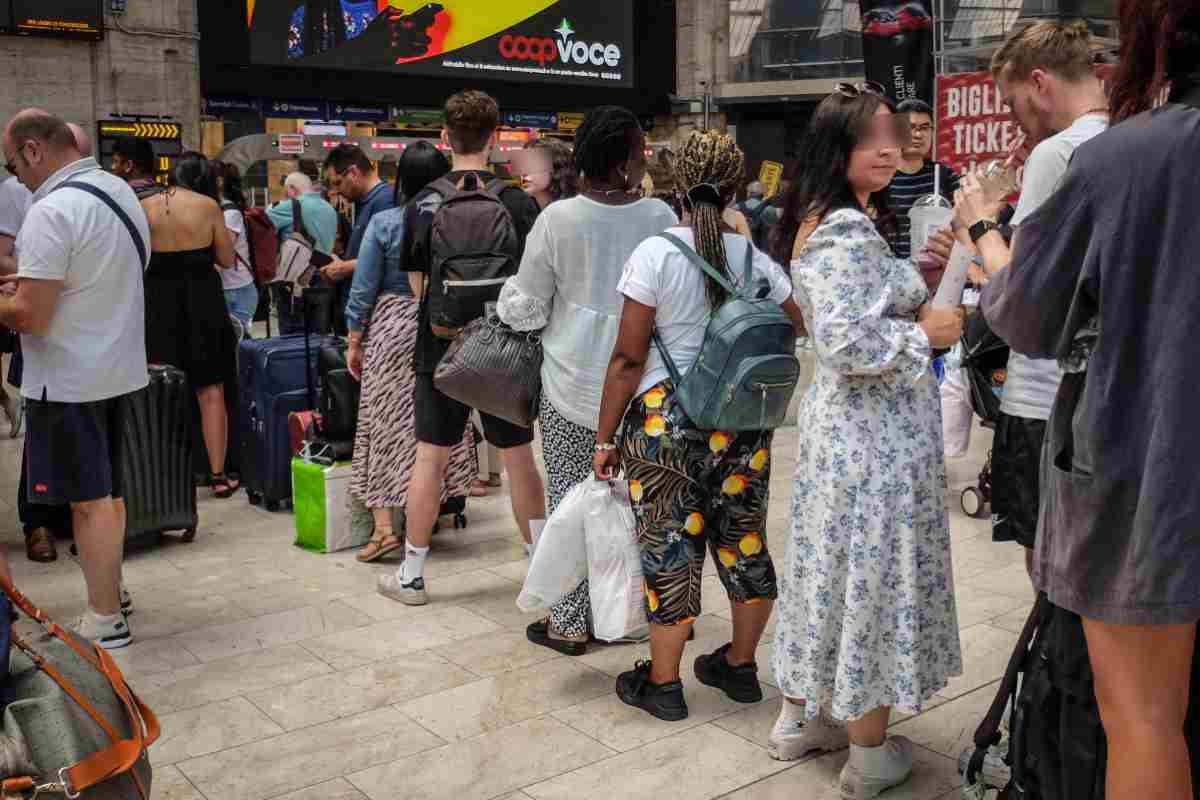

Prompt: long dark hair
xmin=672 ymin=130 xmax=746 ymax=309
xmin=212 ymin=160 xmax=247 ymax=210
xmin=171 ymin=154 xmax=219 ymax=202
xmin=770 ymin=91 xmax=899 ymax=266
xmin=1110 ymin=0 xmax=1200 ymax=122
xmin=395 ymin=140 xmax=451 ymax=206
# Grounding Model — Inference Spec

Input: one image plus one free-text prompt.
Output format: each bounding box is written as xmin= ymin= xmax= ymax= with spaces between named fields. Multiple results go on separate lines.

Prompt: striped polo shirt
xmin=888 ymin=161 xmax=960 ymax=259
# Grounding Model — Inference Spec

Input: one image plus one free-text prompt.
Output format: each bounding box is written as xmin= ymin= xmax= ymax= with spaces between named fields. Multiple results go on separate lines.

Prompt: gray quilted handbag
xmin=434 ymin=312 xmax=543 ymax=428
xmin=0 ymin=578 xmax=157 ymax=799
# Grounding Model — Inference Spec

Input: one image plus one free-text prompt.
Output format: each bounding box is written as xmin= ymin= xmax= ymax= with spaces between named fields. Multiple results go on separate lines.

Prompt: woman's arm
xmin=211 ymin=203 xmax=235 ymax=270
xmin=802 ymin=212 xmax=938 ymax=381
xmin=593 ymin=297 xmax=655 ymax=479
xmin=345 ymin=214 xmax=391 ymax=334
xmin=497 ymin=214 xmax=555 ymax=331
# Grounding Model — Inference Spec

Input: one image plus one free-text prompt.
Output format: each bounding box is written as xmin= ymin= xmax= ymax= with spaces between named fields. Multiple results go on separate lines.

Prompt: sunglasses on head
xmin=834 ymin=81 xmax=887 ymax=99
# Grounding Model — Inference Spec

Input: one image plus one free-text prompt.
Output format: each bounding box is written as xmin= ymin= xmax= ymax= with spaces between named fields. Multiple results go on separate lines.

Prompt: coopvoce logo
xmin=498 ymin=18 xmax=622 ymax=69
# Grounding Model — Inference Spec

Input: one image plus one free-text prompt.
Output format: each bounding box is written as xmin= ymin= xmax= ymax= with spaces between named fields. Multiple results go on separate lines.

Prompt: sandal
xmin=357 ymin=529 xmax=403 ymax=563
xmin=526 ymin=618 xmax=587 ymax=656
xmin=212 ymin=473 xmax=241 ymax=499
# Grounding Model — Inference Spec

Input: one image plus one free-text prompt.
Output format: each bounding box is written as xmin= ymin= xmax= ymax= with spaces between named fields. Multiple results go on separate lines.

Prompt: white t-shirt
xmin=618 ymin=228 xmax=793 ymax=397
xmin=16 ymin=158 xmax=149 ymax=403
xmin=219 ymin=204 xmax=255 ymax=291
xmin=1001 ymin=113 xmax=1109 ymax=421
xmin=499 ymin=195 xmax=678 ymax=430
xmin=0 ymin=177 xmax=33 ymax=241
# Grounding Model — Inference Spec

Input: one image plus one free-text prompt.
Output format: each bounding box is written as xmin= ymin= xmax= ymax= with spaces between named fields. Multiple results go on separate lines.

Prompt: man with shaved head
xmin=1 ymin=108 xmax=150 ymax=648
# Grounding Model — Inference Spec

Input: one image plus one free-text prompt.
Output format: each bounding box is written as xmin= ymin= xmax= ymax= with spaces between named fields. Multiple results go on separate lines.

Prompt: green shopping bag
xmin=292 ymin=459 xmax=360 ymax=553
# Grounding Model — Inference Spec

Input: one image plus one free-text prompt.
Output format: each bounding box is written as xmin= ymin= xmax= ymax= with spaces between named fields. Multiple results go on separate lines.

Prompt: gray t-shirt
xmin=1000 ymin=113 xmax=1108 ymax=421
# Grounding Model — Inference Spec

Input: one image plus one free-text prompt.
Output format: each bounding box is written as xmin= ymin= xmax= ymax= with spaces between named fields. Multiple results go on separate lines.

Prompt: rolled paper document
xmin=933 ymin=241 xmax=975 ymax=307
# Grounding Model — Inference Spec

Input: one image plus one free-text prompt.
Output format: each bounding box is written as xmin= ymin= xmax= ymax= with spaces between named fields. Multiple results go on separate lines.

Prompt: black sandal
xmin=212 ymin=473 xmax=241 ymax=499
xmin=527 ymin=619 xmax=587 ymax=656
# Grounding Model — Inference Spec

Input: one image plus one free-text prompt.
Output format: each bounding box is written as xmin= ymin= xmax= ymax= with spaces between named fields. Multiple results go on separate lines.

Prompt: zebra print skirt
xmin=350 ymin=294 xmax=477 ymax=509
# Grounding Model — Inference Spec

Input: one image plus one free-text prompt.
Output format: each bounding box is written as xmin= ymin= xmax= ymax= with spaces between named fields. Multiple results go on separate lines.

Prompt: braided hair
xmin=673 ymin=130 xmax=745 ymax=308
xmin=573 ymin=105 xmax=643 ymax=188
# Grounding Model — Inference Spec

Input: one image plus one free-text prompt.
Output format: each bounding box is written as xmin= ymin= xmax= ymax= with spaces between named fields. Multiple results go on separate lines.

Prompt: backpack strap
xmin=656 ymin=232 xmax=738 ymax=295
xmin=291 ymin=197 xmax=313 ymax=245
xmin=55 ymin=181 xmax=148 ymax=269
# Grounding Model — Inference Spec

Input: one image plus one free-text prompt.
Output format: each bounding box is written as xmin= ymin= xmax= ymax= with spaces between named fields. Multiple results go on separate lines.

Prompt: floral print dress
xmin=773 ymin=209 xmax=961 ymax=722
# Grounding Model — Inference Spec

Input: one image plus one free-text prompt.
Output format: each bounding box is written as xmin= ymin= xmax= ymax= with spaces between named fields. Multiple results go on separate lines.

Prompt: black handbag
xmin=318 ymin=341 xmax=359 ymax=443
xmin=433 ymin=313 xmax=542 ymax=428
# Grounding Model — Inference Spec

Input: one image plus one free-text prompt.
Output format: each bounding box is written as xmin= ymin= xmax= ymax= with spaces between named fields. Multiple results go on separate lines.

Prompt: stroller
xmin=957 ymin=309 xmax=1010 ymax=518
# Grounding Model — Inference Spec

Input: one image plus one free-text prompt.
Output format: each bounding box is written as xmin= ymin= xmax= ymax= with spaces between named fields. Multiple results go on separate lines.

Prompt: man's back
xmin=16 ymin=158 xmax=148 ymax=403
xmin=269 ymin=192 xmax=338 ymax=255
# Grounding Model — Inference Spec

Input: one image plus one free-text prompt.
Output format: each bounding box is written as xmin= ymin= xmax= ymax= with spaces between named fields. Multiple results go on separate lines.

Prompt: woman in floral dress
xmin=768 ymin=86 xmax=964 ymax=799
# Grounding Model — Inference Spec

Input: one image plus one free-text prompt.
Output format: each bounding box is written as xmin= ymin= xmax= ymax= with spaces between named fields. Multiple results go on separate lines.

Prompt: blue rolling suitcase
xmin=238 ymin=334 xmax=330 ymax=511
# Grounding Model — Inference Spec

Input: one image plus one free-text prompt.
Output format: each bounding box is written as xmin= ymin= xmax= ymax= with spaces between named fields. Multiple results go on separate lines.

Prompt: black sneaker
xmin=616 ymin=660 xmax=688 ymax=721
xmin=694 ymin=642 xmax=763 ymax=703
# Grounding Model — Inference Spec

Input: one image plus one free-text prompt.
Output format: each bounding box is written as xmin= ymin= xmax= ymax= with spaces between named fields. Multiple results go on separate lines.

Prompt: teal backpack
xmin=651 ymin=232 xmax=800 ymax=432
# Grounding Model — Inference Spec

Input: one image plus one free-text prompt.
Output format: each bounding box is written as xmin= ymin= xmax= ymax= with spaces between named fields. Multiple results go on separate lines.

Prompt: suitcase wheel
xmin=182 ymin=527 xmax=197 ymax=543
xmin=454 ymin=514 xmax=467 ymax=530
xmin=266 ymin=499 xmax=281 ymax=512
xmin=247 ymin=492 xmax=262 ymax=507
xmin=961 ymin=486 xmax=987 ymax=518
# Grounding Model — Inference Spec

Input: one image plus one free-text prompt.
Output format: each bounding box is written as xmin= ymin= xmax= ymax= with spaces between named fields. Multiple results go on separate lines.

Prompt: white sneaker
xmin=839 ymin=736 xmax=915 ymax=800
xmin=377 ymin=573 xmax=427 ymax=606
xmin=768 ymin=710 xmax=849 ymax=761
xmin=958 ymin=738 xmax=1010 ymax=790
xmin=72 ymin=611 xmax=133 ymax=650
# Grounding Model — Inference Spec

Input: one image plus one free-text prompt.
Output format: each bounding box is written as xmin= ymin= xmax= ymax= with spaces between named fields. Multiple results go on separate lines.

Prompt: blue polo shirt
xmin=346 ymin=180 xmax=395 ymax=260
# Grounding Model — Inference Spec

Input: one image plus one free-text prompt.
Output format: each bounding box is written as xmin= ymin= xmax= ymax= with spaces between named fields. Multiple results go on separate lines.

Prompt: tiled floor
xmin=0 ymin=418 xmax=1030 ymax=800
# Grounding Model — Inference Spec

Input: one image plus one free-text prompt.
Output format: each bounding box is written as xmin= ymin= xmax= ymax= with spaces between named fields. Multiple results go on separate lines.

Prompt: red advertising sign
xmin=936 ymin=71 xmax=1022 ymax=177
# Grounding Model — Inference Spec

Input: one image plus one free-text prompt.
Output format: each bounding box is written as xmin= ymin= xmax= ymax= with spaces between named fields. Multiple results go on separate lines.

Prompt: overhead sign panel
xmin=246 ymin=0 xmax=634 ymax=89
xmin=7 ymin=0 xmax=103 ymax=40
xmin=98 ymin=121 xmax=182 ymax=140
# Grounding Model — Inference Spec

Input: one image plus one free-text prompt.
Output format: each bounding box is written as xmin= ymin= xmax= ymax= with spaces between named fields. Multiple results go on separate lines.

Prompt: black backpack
xmin=425 ymin=173 xmax=520 ymax=338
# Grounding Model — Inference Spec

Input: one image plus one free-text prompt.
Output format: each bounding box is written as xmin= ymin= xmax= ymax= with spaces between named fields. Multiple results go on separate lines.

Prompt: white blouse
xmin=497 ymin=195 xmax=678 ymax=431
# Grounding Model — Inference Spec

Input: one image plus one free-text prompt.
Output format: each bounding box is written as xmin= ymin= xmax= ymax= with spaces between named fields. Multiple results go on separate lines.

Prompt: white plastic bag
xmin=941 ymin=344 xmax=975 ymax=458
xmin=584 ymin=479 xmax=646 ymax=642
xmin=517 ymin=482 xmax=590 ymax=612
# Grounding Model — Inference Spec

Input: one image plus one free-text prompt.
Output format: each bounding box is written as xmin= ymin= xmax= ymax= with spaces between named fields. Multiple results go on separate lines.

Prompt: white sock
xmin=525 ymin=543 xmax=533 ymax=557
xmin=776 ymin=699 xmax=807 ymax=731
xmin=90 ymin=610 xmax=122 ymax=627
xmin=850 ymin=741 xmax=896 ymax=774
xmin=400 ymin=544 xmax=429 ymax=583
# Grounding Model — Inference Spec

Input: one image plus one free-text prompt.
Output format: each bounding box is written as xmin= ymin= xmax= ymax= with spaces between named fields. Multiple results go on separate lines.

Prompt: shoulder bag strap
xmin=56 ymin=181 xmax=148 ymax=269
xmin=292 ymin=197 xmax=313 ymax=245
xmin=741 ymin=237 xmax=755 ymax=288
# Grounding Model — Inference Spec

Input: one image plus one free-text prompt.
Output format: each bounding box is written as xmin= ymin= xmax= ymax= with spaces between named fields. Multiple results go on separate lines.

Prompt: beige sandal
xmin=357 ymin=529 xmax=403 ymax=563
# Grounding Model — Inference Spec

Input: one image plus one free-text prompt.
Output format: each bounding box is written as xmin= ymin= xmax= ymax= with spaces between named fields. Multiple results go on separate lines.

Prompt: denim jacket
xmin=345 ymin=206 xmax=412 ymax=332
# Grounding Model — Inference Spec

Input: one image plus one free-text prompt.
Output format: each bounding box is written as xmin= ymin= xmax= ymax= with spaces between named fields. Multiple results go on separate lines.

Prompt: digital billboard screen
xmin=245 ymin=0 xmax=634 ymax=88
xmin=7 ymin=0 xmax=104 ymax=40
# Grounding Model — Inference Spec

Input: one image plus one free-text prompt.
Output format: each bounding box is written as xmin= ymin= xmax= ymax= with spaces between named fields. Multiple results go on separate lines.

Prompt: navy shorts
xmin=25 ymin=391 xmax=130 ymax=505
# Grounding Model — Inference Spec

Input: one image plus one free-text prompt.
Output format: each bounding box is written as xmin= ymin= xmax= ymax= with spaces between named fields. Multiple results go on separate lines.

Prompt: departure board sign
xmin=6 ymin=0 xmax=104 ymax=41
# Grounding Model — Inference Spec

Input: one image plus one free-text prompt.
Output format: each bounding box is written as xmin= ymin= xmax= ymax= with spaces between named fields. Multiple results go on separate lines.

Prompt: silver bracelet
xmin=594 ymin=442 xmax=618 ymax=453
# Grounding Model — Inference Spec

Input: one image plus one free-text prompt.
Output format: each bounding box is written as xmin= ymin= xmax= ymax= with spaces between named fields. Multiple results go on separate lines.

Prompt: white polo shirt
xmin=16 ymin=158 xmax=149 ymax=403
xmin=0 ymin=177 xmax=32 ymax=241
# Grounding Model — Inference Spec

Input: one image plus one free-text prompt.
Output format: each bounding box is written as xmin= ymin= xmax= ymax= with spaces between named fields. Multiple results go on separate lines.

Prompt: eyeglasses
xmin=834 ymin=81 xmax=887 ymax=99
xmin=911 ymin=123 xmax=933 ymax=135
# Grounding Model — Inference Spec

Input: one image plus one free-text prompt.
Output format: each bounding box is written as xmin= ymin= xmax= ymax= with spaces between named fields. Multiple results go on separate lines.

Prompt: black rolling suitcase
xmin=121 ymin=364 xmax=198 ymax=548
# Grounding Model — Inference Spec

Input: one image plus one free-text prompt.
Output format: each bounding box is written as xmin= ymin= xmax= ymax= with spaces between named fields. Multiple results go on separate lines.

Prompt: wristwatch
xmin=969 ymin=219 xmax=1001 ymax=244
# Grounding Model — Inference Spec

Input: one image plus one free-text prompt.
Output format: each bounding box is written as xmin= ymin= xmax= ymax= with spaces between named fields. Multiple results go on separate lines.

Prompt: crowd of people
xmin=0 ymin=0 xmax=1195 ymax=796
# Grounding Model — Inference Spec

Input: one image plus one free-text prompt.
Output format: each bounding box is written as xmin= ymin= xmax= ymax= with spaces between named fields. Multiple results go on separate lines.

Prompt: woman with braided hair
xmin=592 ymin=131 xmax=804 ymax=721
xmin=499 ymin=105 xmax=677 ymax=656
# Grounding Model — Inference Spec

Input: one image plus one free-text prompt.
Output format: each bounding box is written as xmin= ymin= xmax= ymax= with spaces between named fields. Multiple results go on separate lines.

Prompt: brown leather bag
xmin=0 ymin=575 xmax=159 ymax=799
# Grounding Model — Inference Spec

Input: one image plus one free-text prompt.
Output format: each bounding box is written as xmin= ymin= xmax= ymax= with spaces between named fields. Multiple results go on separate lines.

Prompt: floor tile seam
xmin=519 ymin=721 xmax=793 ymax=798
xmin=174 ymin=600 xmax=384 ymax=660
xmin=142 ymin=660 xmax=339 ymax=715
xmin=173 ymin=704 xmax=451 ymax=792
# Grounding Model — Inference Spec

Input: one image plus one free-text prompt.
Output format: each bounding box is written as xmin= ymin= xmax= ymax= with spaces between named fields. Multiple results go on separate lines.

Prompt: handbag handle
xmin=0 ymin=574 xmax=159 ymax=800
